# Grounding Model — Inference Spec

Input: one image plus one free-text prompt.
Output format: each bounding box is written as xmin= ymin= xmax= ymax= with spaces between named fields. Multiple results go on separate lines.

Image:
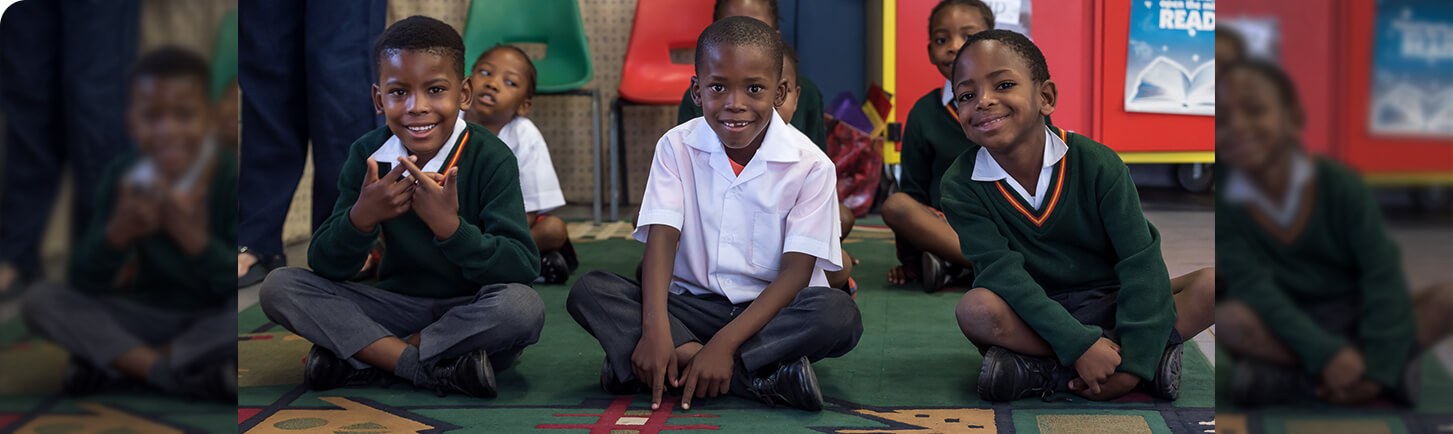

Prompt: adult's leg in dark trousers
xmin=0 ymin=0 xmax=63 ymax=277
xmin=419 ymin=284 xmax=546 ymax=369
xmin=729 ymin=286 xmax=862 ymax=397
xmin=60 ymin=0 xmax=139 ymax=237
xmin=303 ymin=0 xmax=386 ymax=230
xmin=566 ymin=271 xmax=708 ymax=384
xmin=238 ymin=0 xmax=307 ymax=257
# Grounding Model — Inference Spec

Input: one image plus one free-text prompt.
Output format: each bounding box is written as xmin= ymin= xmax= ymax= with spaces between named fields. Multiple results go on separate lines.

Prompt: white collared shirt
xmin=369 ymin=117 xmax=467 ymax=173
xmin=635 ymin=110 xmax=843 ymax=304
xmin=496 ymin=117 xmax=566 ymax=214
xmin=941 ymin=78 xmax=954 ymax=106
xmin=971 ymin=126 xmax=1069 ymax=209
xmin=1224 ymin=151 xmax=1314 ymax=229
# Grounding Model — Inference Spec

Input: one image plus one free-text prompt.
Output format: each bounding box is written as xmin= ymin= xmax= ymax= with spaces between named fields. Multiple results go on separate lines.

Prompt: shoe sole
xmin=921 ymin=252 xmax=945 ymax=293
xmin=797 ymin=357 xmax=824 ymax=411
xmin=476 ymin=351 xmax=497 ymax=398
xmin=1153 ymin=344 xmax=1182 ymax=400
xmin=303 ymin=346 xmax=333 ymax=390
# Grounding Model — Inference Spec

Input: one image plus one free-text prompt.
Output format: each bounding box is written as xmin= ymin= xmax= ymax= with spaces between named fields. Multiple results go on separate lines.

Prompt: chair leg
xmin=610 ymin=97 xmax=624 ymax=222
xmin=590 ymin=89 xmax=602 ymax=225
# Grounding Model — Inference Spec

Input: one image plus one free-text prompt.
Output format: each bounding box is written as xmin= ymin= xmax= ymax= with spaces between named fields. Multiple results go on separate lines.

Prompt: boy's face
xmin=691 ymin=43 xmax=787 ymax=150
xmin=465 ymin=48 xmax=532 ymax=126
xmin=1218 ymin=68 xmax=1301 ymax=173
xmin=776 ymin=58 xmax=800 ymax=123
xmin=373 ymin=50 xmax=469 ymax=159
xmin=928 ymin=5 xmax=989 ymax=81
xmin=952 ymin=40 xmax=1055 ymax=152
xmin=127 ymin=76 xmax=213 ymax=180
xmin=720 ymin=0 xmax=778 ymax=30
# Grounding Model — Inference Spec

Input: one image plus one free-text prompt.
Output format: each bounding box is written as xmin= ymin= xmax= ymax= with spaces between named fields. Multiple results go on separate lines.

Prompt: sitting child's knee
xmin=881 ymin=193 xmax=915 ymax=226
xmin=956 ymin=289 xmax=1008 ymax=336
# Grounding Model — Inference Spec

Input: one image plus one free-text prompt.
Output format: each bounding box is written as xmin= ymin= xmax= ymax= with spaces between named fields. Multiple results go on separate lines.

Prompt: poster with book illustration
xmin=1123 ymin=0 xmax=1214 ymax=116
xmin=1368 ymin=0 xmax=1453 ymax=138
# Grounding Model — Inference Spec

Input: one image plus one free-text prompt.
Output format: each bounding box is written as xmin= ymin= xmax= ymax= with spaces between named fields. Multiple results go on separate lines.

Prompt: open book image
xmin=1369 ymin=81 xmax=1453 ymax=137
xmin=1125 ymin=56 xmax=1214 ymax=115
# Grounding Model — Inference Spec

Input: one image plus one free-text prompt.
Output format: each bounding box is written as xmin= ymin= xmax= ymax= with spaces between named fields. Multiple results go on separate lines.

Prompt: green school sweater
xmin=901 ymin=89 xmax=1055 ymax=208
xmin=1217 ymin=157 xmax=1414 ymax=388
xmin=308 ymin=122 xmax=540 ymax=298
xmin=939 ymin=129 xmax=1175 ymax=380
xmin=677 ymin=74 xmax=827 ymax=151
xmin=68 ymin=150 xmax=238 ymax=310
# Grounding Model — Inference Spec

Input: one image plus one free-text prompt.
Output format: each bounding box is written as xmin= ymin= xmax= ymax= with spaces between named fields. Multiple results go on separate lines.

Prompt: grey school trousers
xmin=566 ymin=270 xmax=862 ymax=396
xmin=259 ymin=267 xmax=545 ymax=369
xmin=21 ymin=281 xmax=236 ymax=374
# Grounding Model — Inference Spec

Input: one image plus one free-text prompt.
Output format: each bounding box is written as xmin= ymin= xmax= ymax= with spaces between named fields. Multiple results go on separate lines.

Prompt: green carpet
xmin=234 ymin=230 xmax=1218 ymax=433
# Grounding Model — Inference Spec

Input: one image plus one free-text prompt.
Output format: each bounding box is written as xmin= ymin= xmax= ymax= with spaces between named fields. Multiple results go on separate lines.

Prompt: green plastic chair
xmin=211 ymin=8 xmax=238 ymax=102
xmin=462 ymin=0 xmax=604 ymax=223
xmin=462 ymin=0 xmax=593 ymax=93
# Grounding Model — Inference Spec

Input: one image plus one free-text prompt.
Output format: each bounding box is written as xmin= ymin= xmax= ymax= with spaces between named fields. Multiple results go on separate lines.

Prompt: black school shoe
xmin=304 ymin=345 xmax=386 ymax=390
xmin=427 ymin=348 xmax=497 ymax=398
xmin=62 ymin=356 xmax=144 ymax=396
xmin=976 ymin=346 xmax=1075 ymax=401
xmin=1229 ymin=358 xmax=1314 ymax=408
xmin=1140 ymin=343 xmax=1183 ymax=400
xmin=540 ymin=251 xmax=571 ymax=284
xmin=177 ymin=359 xmax=239 ymax=402
xmin=747 ymin=356 xmax=824 ymax=411
xmin=920 ymin=252 xmax=974 ymax=293
xmin=599 ymin=357 xmax=649 ymax=395
xmin=238 ymin=247 xmax=287 ymax=288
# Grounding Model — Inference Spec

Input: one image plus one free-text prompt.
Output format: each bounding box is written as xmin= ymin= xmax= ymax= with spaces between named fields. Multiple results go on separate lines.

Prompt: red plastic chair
xmin=609 ymin=0 xmax=714 ymax=220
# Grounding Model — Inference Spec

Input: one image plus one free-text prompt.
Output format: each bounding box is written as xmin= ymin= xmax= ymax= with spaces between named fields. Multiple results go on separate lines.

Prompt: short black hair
xmin=473 ymin=44 xmax=538 ymax=99
xmin=1217 ymin=27 xmax=1248 ymax=62
xmin=781 ymin=40 xmax=799 ymax=76
xmin=372 ymin=15 xmax=466 ymax=82
xmin=1221 ymin=59 xmax=1300 ymax=110
xmin=929 ymin=0 xmax=995 ymax=32
xmin=713 ymin=0 xmax=779 ymax=26
xmin=694 ymin=16 xmax=783 ymax=79
xmin=128 ymin=45 xmax=211 ymax=92
xmin=952 ymin=29 xmax=1049 ymax=84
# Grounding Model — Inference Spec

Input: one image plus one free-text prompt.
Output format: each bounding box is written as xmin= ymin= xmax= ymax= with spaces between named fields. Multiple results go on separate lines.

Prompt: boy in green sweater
xmin=938 ymin=30 xmax=1215 ymax=401
xmin=1217 ymin=60 xmax=1453 ymax=407
xmin=259 ymin=16 xmax=544 ymax=399
xmin=21 ymin=47 xmax=237 ymax=401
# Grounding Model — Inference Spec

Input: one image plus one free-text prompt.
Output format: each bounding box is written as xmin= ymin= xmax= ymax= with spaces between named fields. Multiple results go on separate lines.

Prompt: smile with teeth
xmin=407 ymin=123 xmax=437 ymax=132
xmin=974 ymin=115 xmax=1006 ymax=130
xmin=722 ymin=120 xmax=751 ymax=128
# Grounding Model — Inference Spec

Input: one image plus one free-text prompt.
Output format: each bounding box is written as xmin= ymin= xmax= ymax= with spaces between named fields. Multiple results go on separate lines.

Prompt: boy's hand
xmin=349 ymin=157 xmax=415 ymax=232
xmin=105 ymin=183 xmax=162 ymax=249
xmin=1068 ymin=371 xmax=1140 ymax=400
xmin=1072 ymin=337 xmax=1122 ymax=395
xmin=398 ymin=157 xmax=460 ymax=240
xmin=160 ymin=186 xmax=208 ymax=255
xmin=677 ymin=340 xmax=735 ymax=410
xmin=1321 ymin=346 xmax=1366 ymax=392
xmin=631 ymin=329 xmax=679 ymax=410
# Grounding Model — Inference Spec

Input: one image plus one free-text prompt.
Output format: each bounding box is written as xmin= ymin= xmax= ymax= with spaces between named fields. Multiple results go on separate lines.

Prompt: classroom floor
xmin=2 ymin=188 xmax=1451 ymax=433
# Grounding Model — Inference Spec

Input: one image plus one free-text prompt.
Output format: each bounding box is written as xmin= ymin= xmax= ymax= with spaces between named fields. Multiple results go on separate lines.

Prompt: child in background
xmin=1217 ymin=59 xmax=1453 ymax=407
xmin=569 ymin=17 xmax=862 ymax=412
xmin=22 ymin=46 xmax=237 ymax=401
xmin=259 ymin=16 xmax=544 ymax=399
xmin=464 ymin=44 xmax=577 ymax=284
xmin=939 ymin=30 xmax=1215 ymax=401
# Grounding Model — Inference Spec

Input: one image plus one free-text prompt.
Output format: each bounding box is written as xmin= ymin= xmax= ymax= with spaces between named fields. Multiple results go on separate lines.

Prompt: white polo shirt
xmin=369 ymin=116 xmax=467 ymax=173
xmin=635 ymin=110 xmax=843 ymax=304
xmin=970 ymin=126 xmax=1069 ymax=210
xmin=495 ymin=116 xmax=567 ymax=214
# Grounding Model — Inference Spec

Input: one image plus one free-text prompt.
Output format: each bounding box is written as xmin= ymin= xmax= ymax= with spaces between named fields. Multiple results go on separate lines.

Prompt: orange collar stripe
xmin=995 ymin=129 xmax=1069 ymax=227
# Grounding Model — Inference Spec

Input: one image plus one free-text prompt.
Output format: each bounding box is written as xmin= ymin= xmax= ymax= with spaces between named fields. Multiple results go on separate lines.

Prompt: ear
xmin=774 ymin=76 xmax=789 ymax=108
xmin=1288 ymin=104 xmax=1306 ymax=131
xmin=372 ymin=83 xmax=385 ymax=115
xmin=1038 ymin=79 xmax=1058 ymax=117
xmin=458 ymin=78 xmax=472 ymax=111
xmin=516 ymin=97 xmax=533 ymax=117
xmin=690 ymin=76 xmax=703 ymax=107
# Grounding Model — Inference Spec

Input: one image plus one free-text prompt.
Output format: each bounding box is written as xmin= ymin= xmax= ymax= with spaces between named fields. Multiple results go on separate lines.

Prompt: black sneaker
xmin=428 ymin=349 xmax=497 ymax=398
xmin=1145 ymin=343 xmax=1182 ymax=400
xmin=747 ymin=356 xmax=823 ymax=411
xmin=541 ymin=251 xmax=571 ymax=285
xmin=62 ymin=356 xmax=141 ymax=396
xmin=1229 ymin=359 xmax=1314 ymax=408
xmin=600 ymin=357 xmax=648 ymax=395
xmin=976 ymin=346 xmax=1072 ymax=401
xmin=304 ymin=345 xmax=384 ymax=390
xmin=921 ymin=251 xmax=949 ymax=293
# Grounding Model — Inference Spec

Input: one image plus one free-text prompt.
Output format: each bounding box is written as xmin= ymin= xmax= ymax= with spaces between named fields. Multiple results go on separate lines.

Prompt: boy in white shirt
xmin=566 ymin=17 xmax=862 ymax=412
xmin=463 ymin=45 xmax=575 ymax=284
